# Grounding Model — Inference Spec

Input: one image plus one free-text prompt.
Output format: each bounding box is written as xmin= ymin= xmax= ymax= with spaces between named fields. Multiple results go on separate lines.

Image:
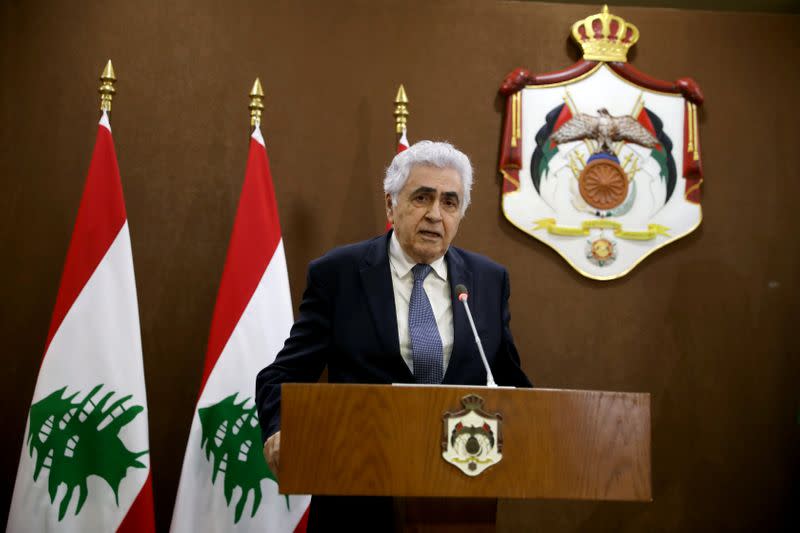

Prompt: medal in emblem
xmin=442 ymin=394 xmax=502 ymax=476
xmin=586 ymin=236 xmax=617 ymax=266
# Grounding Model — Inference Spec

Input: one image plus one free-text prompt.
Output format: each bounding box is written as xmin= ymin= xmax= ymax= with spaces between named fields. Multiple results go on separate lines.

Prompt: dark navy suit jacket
xmin=256 ymin=231 xmax=532 ymax=443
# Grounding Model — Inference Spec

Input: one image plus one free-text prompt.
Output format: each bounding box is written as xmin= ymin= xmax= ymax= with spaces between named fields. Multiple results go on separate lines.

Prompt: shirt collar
xmin=389 ymin=231 xmax=448 ymax=281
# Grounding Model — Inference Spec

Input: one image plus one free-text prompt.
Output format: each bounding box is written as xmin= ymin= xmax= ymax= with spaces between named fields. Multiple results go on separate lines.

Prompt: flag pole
xmin=249 ymin=77 xmax=264 ymax=130
xmin=99 ymin=59 xmax=116 ymax=112
xmin=393 ymin=83 xmax=409 ymax=142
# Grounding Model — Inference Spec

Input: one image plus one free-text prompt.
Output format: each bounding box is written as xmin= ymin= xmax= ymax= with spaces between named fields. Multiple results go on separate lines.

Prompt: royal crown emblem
xmin=572 ymin=5 xmax=639 ymax=62
xmin=441 ymin=394 xmax=503 ymax=477
xmin=498 ymin=5 xmax=704 ymax=280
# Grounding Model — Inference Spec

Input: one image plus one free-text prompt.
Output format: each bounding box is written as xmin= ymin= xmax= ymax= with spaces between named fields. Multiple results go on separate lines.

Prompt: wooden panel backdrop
xmin=1 ymin=1 xmax=797 ymax=530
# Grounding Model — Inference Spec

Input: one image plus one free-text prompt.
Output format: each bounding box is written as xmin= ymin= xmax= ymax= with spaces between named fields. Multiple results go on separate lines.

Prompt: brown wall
xmin=2 ymin=1 xmax=798 ymax=530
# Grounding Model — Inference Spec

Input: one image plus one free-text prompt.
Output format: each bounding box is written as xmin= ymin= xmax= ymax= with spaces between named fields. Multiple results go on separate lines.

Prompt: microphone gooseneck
xmin=454 ymin=284 xmax=497 ymax=387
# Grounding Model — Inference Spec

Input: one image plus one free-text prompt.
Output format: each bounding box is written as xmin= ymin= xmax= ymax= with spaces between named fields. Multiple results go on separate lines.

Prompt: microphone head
xmin=455 ymin=284 xmax=468 ymax=302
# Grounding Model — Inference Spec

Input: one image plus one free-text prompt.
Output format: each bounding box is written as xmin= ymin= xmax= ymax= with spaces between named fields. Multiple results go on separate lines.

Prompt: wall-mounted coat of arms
xmin=499 ymin=5 xmax=704 ymax=280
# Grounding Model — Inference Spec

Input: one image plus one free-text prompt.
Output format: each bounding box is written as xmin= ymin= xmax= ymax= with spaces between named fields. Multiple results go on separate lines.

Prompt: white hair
xmin=383 ymin=140 xmax=473 ymax=214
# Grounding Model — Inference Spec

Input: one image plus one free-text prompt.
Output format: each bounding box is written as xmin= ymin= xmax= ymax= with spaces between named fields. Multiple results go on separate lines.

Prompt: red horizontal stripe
xmin=199 ymin=136 xmax=282 ymax=394
xmin=44 ymin=123 xmax=127 ymax=355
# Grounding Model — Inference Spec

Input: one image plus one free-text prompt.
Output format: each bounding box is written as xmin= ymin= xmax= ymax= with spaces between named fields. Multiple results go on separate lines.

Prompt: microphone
xmin=455 ymin=284 xmax=497 ymax=388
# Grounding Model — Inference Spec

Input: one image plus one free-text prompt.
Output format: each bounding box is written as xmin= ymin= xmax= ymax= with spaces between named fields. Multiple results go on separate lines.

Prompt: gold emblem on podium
xmin=441 ymin=394 xmax=503 ymax=476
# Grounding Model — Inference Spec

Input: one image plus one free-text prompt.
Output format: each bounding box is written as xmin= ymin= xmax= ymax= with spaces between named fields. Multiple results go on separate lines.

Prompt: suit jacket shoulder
xmin=449 ymin=245 xmax=507 ymax=276
xmin=306 ymin=234 xmax=386 ymax=285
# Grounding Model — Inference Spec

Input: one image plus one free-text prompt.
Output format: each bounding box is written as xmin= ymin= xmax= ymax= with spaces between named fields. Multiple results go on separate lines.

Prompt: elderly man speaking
xmin=256 ymin=140 xmax=532 ymax=530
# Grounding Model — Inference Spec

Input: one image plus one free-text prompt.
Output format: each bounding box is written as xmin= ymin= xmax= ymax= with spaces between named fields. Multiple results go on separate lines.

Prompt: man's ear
xmin=385 ymin=193 xmax=394 ymax=224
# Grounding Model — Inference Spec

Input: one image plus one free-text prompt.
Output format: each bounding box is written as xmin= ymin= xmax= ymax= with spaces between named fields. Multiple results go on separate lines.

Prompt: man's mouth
xmin=418 ymin=229 xmax=442 ymax=239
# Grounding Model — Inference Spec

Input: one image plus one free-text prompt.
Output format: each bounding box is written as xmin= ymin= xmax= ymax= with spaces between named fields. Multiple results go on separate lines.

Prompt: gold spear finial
xmin=99 ymin=60 xmax=116 ymax=112
xmin=393 ymin=84 xmax=409 ymax=137
xmin=249 ymin=77 xmax=265 ymax=127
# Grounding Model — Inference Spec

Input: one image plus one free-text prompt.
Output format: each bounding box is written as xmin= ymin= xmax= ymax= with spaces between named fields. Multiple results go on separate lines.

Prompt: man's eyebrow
xmin=442 ymin=191 xmax=460 ymax=202
xmin=408 ymin=186 xmax=436 ymax=196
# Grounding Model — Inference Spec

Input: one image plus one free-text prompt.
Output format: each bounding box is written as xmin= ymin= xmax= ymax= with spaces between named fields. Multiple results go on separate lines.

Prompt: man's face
xmin=386 ymin=164 xmax=464 ymax=264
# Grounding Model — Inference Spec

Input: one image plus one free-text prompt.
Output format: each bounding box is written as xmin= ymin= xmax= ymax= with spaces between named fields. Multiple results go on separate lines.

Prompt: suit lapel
xmin=359 ymin=232 xmax=402 ymax=360
xmin=443 ymin=247 xmax=473 ymax=384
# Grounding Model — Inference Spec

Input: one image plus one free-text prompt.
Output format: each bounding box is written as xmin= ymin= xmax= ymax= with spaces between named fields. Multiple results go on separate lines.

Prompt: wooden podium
xmin=279 ymin=383 xmax=651 ymax=531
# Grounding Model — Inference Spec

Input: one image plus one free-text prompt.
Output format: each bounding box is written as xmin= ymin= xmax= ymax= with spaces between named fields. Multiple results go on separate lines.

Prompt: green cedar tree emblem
xmin=198 ymin=393 xmax=287 ymax=523
xmin=26 ymin=385 xmax=148 ymax=521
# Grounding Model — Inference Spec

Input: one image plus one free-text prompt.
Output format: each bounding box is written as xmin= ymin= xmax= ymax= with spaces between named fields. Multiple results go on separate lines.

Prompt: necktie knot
xmin=412 ymin=263 xmax=433 ymax=283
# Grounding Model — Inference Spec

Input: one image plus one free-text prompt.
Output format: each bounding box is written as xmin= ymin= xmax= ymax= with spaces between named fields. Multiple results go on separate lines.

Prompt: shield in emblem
xmin=441 ymin=394 xmax=502 ymax=476
xmin=498 ymin=5 xmax=704 ymax=280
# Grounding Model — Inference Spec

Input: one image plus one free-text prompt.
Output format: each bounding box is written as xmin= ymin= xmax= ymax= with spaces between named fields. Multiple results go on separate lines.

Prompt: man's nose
xmin=425 ymin=198 xmax=442 ymax=220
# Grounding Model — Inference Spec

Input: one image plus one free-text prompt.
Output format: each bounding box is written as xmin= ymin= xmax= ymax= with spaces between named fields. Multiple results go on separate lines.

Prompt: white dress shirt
xmin=388 ymin=232 xmax=454 ymax=375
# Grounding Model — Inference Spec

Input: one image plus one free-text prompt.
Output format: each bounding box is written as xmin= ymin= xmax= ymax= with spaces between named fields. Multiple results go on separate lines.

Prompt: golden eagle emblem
xmin=550 ymin=108 xmax=658 ymax=152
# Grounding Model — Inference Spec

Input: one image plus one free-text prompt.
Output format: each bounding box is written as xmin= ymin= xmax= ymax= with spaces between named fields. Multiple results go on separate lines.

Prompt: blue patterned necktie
xmin=409 ymin=263 xmax=444 ymax=384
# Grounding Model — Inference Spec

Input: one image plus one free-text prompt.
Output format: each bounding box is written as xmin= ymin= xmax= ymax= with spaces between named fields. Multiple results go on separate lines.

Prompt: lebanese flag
xmin=7 ymin=112 xmax=155 ymax=532
xmin=386 ymin=128 xmax=410 ymax=230
xmin=397 ymin=128 xmax=409 ymax=153
xmin=170 ymin=126 xmax=310 ymax=532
